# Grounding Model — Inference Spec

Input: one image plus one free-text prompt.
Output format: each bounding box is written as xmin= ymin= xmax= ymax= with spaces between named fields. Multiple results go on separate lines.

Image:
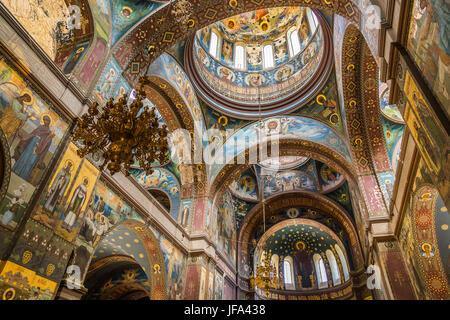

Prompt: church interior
xmin=0 ymin=0 xmax=448 ymax=301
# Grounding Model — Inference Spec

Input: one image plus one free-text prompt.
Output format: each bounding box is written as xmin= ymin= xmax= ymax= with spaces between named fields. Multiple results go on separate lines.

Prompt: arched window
xmin=283 ymin=256 xmax=295 ymax=290
xmin=326 ymin=250 xmax=342 ymax=286
xmin=263 ymin=44 xmax=274 ymax=69
xmin=335 ymin=245 xmax=350 ymax=281
xmin=209 ymin=31 xmax=219 ymax=58
xmin=313 ymin=254 xmax=328 ymax=289
xmin=271 ymin=254 xmax=279 ymax=277
xmin=235 ymin=45 xmax=245 ymax=69
xmin=288 ymin=29 xmax=301 ymax=57
xmin=306 ymin=8 xmax=319 ymax=34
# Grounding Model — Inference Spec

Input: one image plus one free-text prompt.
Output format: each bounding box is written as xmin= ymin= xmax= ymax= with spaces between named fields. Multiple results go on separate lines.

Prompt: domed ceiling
xmin=257 ymin=219 xmax=342 ymax=258
xmin=185 ymin=6 xmax=333 ymax=119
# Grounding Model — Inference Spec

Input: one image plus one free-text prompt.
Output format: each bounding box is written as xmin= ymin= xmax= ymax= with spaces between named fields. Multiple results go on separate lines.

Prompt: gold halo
xmin=121 ymin=6 xmax=133 ymax=16
xmin=228 ymin=0 xmax=238 ymax=8
xmin=296 ymin=241 xmax=306 ymax=251
xmin=226 ymin=19 xmax=236 ymax=29
xmin=421 ymin=242 xmax=432 ymax=252
xmin=316 ymin=94 xmax=327 ymax=105
xmin=260 ymin=21 xmax=270 ymax=32
xmin=187 ymin=19 xmax=195 ymax=28
xmin=3 ymin=288 xmax=16 ymax=300
xmin=218 ymin=115 xmax=228 ymax=126
xmin=41 ymin=113 xmax=53 ymax=125
xmin=20 ymin=88 xmax=34 ymax=105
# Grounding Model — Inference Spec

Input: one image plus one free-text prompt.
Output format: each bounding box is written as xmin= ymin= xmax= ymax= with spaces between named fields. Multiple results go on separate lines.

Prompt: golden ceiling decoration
xmin=72 ymin=79 xmax=169 ymax=176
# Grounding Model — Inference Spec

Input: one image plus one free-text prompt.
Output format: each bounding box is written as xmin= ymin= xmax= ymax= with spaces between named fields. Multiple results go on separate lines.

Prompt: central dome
xmin=185 ymin=7 xmax=333 ymax=119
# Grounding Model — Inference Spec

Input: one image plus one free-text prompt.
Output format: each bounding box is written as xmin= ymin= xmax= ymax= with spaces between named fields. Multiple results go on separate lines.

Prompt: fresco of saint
xmin=12 ymin=115 xmax=55 ymax=182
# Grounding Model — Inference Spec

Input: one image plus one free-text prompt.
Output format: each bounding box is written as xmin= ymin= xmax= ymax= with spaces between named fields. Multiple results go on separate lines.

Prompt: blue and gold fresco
xmin=381 ymin=116 xmax=404 ymax=173
xmin=130 ymin=168 xmax=181 ymax=222
xmin=209 ymin=116 xmax=352 ymax=183
xmin=147 ymin=53 xmax=206 ymax=137
xmin=110 ymin=0 xmax=164 ymax=46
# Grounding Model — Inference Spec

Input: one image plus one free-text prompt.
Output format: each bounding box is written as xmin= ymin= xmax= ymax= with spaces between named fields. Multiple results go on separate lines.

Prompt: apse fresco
xmin=2 ymin=0 xmax=94 ymax=71
xmin=399 ymin=158 xmax=450 ymax=299
xmin=130 ymin=168 xmax=181 ymax=222
xmin=256 ymin=219 xmax=349 ymax=291
xmin=147 ymin=53 xmax=205 ymax=136
xmin=407 ymin=0 xmax=450 ymax=114
xmin=110 ymin=0 xmax=164 ymax=46
xmin=0 ymin=55 xmax=69 ymax=231
xmin=209 ymin=116 xmax=351 ymax=183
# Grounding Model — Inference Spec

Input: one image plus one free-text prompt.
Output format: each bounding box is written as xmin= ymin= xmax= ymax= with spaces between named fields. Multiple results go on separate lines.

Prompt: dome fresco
xmin=186 ymin=7 xmax=333 ymax=119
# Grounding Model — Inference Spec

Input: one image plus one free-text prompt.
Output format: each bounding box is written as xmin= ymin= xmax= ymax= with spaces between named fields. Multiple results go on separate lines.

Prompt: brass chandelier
xmin=250 ymin=242 xmax=280 ymax=297
xmin=72 ymin=81 xmax=169 ymax=176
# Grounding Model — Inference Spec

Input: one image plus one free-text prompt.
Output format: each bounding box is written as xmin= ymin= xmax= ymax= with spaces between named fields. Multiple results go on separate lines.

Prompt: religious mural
xmin=130 ymin=168 xmax=181 ymax=222
xmin=0 ymin=55 xmax=69 ymax=231
xmin=399 ymin=157 xmax=450 ymax=299
xmin=263 ymin=171 xmax=318 ymax=198
xmin=209 ymin=116 xmax=352 ymax=184
xmin=193 ymin=29 xmax=324 ymax=104
xmin=94 ymin=57 xmax=121 ymax=104
xmin=381 ymin=116 xmax=404 ymax=173
xmin=403 ymin=70 xmax=449 ymax=205
xmin=294 ymin=73 xmax=344 ymax=134
xmin=214 ymin=191 xmax=236 ymax=265
xmin=229 ymin=169 xmax=258 ymax=201
xmin=407 ymin=0 xmax=450 ymax=115
xmin=147 ymin=53 xmax=205 ymax=136
xmin=109 ymin=0 xmax=164 ymax=46
xmin=2 ymin=0 xmax=93 ymax=72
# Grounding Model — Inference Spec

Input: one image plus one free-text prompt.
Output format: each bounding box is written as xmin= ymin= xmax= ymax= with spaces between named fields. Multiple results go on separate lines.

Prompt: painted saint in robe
xmin=61 ymin=177 xmax=89 ymax=231
xmin=180 ymin=204 xmax=190 ymax=227
xmin=43 ymin=160 xmax=73 ymax=214
xmin=0 ymin=93 xmax=32 ymax=142
xmin=13 ymin=115 xmax=54 ymax=183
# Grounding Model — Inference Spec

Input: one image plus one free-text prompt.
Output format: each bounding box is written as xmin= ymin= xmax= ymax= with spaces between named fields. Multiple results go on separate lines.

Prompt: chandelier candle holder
xmin=72 ymin=83 xmax=169 ymax=176
xmin=250 ymin=244 xmax=280 ymax=297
